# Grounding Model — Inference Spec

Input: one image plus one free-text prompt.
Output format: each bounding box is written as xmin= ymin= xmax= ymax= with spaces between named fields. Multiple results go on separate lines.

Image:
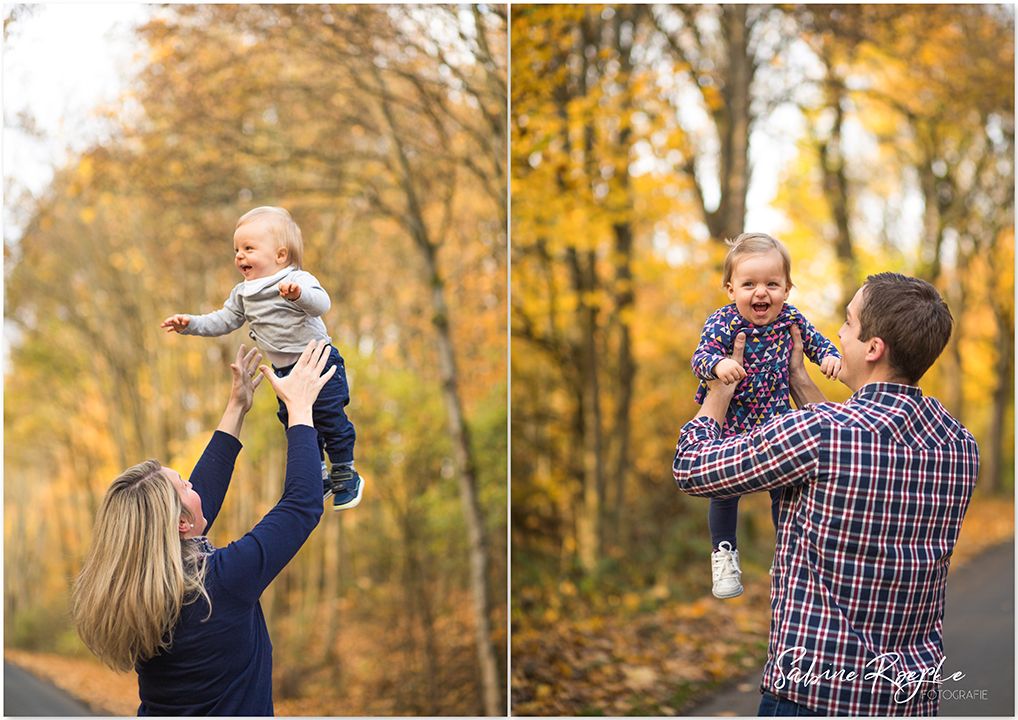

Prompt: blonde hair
xmin=72 ymin=460 xmax=210 ymax=672
xmin=722 ymin=232 xmax=794 ymax=289
xmin=236 ymin=206 xmax=304 ymax=270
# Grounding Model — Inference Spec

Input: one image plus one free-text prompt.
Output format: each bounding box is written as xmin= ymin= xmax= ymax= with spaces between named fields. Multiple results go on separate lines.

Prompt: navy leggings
xmin=709 ymin=488 xmax=782 ymax=550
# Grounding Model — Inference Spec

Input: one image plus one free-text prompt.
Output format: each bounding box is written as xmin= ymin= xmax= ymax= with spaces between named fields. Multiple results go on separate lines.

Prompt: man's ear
xmin=865 ymin=336 xmax=886 ymax=363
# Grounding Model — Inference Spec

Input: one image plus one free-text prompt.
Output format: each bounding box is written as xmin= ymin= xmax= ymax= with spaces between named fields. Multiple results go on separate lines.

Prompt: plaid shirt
xmin=673 ymin=383 xmax=979 ymax=716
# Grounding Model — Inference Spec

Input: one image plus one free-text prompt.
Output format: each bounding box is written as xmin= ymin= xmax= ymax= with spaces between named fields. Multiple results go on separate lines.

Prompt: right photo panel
xmin=511 ymin=4 xmax=1014 ymax=717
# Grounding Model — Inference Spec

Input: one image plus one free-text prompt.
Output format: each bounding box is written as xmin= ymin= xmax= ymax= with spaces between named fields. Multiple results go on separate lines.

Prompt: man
xmin=673 ymin=273 xmax=979 ymax=716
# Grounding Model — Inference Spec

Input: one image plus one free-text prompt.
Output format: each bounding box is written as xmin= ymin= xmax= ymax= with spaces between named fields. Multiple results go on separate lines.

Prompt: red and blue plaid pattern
xmin=673 ymin=383 xmax=979 ymax=716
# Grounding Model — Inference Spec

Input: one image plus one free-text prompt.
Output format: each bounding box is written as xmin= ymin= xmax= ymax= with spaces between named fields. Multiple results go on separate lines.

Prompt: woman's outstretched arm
xmin=213 ymin=340 xmax=337 ymax=602
xmin=189 ymin=345 xmax=264 ymax=532
xmin=216 ymin=344 xmax=265 ymax=439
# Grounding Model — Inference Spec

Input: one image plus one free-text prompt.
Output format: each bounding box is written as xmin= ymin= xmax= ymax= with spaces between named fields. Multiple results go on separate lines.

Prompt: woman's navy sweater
xmin=136 ymin=425 xmax=322 ymax=716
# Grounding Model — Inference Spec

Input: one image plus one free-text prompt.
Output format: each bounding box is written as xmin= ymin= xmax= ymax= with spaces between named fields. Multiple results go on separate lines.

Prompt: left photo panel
xmin=4 ymin=4 xmax=508 ymax=716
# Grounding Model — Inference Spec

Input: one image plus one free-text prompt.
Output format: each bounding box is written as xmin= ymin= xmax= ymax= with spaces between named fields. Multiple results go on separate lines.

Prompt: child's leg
xmin=708 ymin=496 xmax=740 ymax=550
xmin=708 ymin=496 xmax=743 ymax=599
xmin=312 ymin=346 xmax=362 ymax=511
xmin=314 ymin=346 xmax=356 ymax=466
xmin=768 ymin=488 xmax=783 ymax=533
xmin=274 ymin=362 xmax=331 ymax=493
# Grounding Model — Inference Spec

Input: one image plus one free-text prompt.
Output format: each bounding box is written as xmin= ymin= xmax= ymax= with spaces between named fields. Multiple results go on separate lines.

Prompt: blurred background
xmin=4 ymin=4 xmax=506 ymax=716
xmin=511 ymin=4 xmax=1014 ymax=714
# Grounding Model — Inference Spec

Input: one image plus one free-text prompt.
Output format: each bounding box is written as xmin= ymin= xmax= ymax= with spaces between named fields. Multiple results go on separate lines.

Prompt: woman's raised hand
xmin=258 ymin=339 xmax=336 ymax=428
xmin=230 ymin=344 xmax=264 ymax=414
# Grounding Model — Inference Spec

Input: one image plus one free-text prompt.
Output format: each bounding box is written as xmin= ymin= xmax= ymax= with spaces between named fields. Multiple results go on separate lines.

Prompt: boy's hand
xmin=161 ymin=314 xmax=191 ymax=333
xmin=820 ymin=355 xmax=842 ymax=380
xmin=279 ymin=281 xmax=302 ymax=301
xmin=713 ymin=357 xmax=747 ymax=386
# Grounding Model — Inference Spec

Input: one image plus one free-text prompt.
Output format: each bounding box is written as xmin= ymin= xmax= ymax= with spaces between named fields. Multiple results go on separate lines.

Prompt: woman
xmin=73 ymin=340 xmax=335 ymax=715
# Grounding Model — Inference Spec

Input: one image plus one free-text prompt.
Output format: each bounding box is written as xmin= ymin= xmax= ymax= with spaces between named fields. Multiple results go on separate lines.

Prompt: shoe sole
xmin=332 ymin=477 xmax=364 ymax=511
xmin=712 ymin=585 xmax=744 ymax=599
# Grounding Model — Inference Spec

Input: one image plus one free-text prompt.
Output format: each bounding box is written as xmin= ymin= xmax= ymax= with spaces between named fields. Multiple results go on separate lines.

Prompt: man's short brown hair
xmin=857 ymin=273 xmax=953 ymax=384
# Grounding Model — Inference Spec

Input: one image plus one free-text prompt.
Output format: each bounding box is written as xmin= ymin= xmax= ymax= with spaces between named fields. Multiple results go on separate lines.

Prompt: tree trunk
xmin=371 ymin=64 xmax=504 ymax=717
xmin=984 ymin=304 xmax=1012 ymax=494
xmin=568 ymin=247 xmax=604 ymax=571
xmin=818 ymin=72 xmax=860 ymax=310
xmin=605 ymin=7 xmax=639 ymax=552
xmin=609 ymin=221 xmax=635 ymax=551
xmin=428 ymin=267 xmax=503 ymax=715
xmin=719 ymin=4 xmax=751 ymax=240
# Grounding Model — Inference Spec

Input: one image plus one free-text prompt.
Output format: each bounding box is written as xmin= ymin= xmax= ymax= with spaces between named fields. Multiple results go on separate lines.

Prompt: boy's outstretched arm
xmin=160 ymin=314 xmax=191 ymax=332
xmin=279 ymin=281 xmax=302 ymax=301
xmin=280 ymin=273 xmax=331 ymax=317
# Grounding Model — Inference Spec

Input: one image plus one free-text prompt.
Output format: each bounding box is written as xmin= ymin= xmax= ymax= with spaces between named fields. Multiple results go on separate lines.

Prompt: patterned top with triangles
xmin=692 ymin=303 xmax=840 ymax=437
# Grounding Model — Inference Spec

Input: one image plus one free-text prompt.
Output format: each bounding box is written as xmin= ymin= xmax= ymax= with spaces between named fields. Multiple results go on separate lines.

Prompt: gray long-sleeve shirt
xmin=181 ymin=267 xmax=331 ymax=366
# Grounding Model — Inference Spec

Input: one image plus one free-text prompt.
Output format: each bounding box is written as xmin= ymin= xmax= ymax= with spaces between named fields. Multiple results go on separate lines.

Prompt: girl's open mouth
xmin=753 ymin=302 xmax=770 ymax=314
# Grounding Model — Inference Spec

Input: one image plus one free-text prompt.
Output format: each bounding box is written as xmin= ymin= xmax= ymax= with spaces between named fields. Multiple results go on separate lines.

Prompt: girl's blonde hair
xmin=237 ymin=206 xmax=304 ymax=270
xmin=722 ymin=232 xmax=794 ymax=289
xmin=72 ymin=460 xmax=210 ymax=672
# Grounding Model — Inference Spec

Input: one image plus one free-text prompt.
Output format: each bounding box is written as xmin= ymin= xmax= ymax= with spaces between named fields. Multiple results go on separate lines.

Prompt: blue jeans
xmin=757 ymin=691 xmax=824 ymax=716
xmin=273 ymin=345 xmax=356 ymax=465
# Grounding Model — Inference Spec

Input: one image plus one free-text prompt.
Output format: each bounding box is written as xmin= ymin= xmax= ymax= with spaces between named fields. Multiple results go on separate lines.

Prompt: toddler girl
xmin=691 ymin=233 xmax=841 ymax=598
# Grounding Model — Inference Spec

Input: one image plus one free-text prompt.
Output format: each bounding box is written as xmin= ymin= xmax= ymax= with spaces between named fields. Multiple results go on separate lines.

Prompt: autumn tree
xmin=791 ymin=4 xmax=1015 ymax=483
xmin=513 ymin=4 xmax=675 ymax=571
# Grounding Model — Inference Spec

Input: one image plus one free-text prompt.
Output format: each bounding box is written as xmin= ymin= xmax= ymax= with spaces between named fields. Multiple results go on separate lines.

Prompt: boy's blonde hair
xmin=236 ymin=206 xmax=304 ymax=270
xmin=722 ymin=232 xmax=794 ymax=289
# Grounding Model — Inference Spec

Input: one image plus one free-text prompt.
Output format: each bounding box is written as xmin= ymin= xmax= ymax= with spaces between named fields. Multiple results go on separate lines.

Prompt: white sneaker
xmin=711 ymin=541 xmax=744 ymax=599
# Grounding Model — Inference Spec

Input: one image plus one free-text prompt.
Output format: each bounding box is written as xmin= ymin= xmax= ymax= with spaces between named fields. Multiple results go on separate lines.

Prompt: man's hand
xmin=279 ymin=281 xmax=302 ymax=301
xmin=788 ymin=325 xmax=829 ymax=406
xmin=696 ymin=332 xmax=746 ymax=425
xmin=161 ymin=314 xmax=190 ymax=333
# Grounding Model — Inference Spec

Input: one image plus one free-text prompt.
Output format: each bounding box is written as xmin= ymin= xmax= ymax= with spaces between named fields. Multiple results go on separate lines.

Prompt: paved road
xmin=689 ymin=539 xmax=1014 ymax=717
xmin=4 ymin=662 xmax=93 ymax=716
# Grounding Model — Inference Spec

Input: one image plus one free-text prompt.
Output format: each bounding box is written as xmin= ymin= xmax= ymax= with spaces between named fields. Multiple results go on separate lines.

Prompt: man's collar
xmin=848 ymin=381 xmax=922 ymax=402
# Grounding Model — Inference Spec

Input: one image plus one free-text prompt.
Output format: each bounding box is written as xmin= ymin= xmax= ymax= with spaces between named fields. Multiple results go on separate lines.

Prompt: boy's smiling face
xmin=233 ymin=219 xmax=288 ymax=280
xmin=725 ymin=250 xmax=791 ymax=326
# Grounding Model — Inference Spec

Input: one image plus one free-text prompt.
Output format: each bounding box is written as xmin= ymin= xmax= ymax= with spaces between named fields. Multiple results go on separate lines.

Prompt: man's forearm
xmin=695 ymin=381 xmax=736 ymax=426
xmin=789 ymin=366 xmax=827 ymax=407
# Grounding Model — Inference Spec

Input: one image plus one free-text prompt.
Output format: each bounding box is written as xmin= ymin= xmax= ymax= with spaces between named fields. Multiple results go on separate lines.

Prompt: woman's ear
xmin=179 ymin=517 xmax=193 ymax=535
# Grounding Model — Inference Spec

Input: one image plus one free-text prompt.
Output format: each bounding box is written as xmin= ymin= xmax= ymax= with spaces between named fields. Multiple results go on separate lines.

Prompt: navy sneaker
xmin=329 ymin=463 xmax=364 ymax=511
xmin=322 ymin=461 xmax=334 ymax=501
